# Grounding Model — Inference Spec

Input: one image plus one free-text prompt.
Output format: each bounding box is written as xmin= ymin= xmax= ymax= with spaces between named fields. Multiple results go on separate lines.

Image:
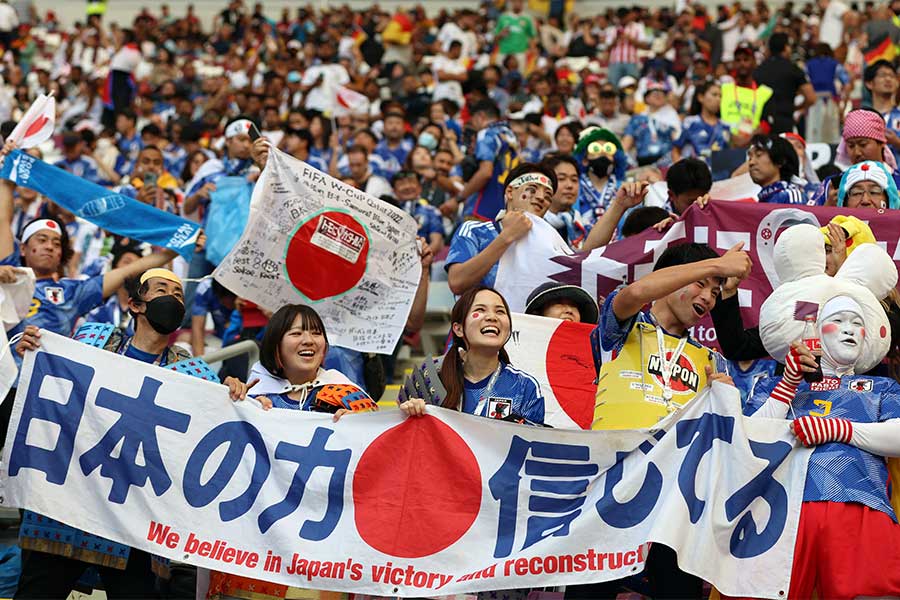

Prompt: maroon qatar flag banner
xmin=496 ymin=202 xmax=900 ymax=350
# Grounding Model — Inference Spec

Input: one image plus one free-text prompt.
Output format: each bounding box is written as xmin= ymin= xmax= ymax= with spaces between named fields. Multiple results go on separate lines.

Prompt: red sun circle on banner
xmin=546 ymin=320 xmax=598 ymax=429
xmin=353 ymin=416 xmax=481 ymax=558
xmin=284 ymin=211 xmax=370 ymax=301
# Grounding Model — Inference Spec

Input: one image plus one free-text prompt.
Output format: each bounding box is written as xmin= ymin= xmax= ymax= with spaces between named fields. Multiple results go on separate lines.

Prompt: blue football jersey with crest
xmin=748 ymin=374 xmax=900 ymax=520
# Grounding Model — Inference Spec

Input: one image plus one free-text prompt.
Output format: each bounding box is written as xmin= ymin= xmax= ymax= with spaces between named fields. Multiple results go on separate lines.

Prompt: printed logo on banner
xmin=44 ymin=286 xmax=65 ymax=305
xmin=647 ymin=352 xmax=700 ymax=395
xmin=78 ymin=195 xmax=127 ymax=218
xmin=283 ymin=210 xmax=370 ymax=301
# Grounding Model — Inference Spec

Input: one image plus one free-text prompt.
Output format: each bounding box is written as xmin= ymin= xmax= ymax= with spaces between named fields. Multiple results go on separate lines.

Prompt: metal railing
xmin=200 ymin=340 xmax=260 ymax=369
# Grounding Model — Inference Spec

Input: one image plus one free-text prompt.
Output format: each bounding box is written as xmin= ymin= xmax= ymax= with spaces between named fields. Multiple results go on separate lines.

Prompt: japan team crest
xmin=44 ymin=286 xmax=65 ymax=305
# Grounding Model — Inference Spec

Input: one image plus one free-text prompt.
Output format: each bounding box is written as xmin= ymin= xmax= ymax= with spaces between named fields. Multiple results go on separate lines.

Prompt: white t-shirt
xmin=0 ymin=3 xmax=18 ymax=31
xmin=432 ymin=55 xmax=467 ymax=106
xmin=110 ymin=45 xmax=142 ymax=73
xmin=301 ymin=63 xmax=350 ymax=113
xmin=819 ymin=0 xmax=849 ymax=49
xmin=363 ymin=173 xmax=393 ymax=200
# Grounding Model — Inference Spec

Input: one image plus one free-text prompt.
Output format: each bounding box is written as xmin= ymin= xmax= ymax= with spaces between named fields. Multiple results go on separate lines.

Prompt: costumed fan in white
xmin=733 ymin=224 xmax=900 ymax=598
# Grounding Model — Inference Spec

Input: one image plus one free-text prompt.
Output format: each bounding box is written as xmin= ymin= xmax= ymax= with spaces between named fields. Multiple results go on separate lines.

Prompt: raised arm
xmin=102 ymin=248 xmax=179 ymax=298
xmin=611 ymin=242 xmax=751 ymax=322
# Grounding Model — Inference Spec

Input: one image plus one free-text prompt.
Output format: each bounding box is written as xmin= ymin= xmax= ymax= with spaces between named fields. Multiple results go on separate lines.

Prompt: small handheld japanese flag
xmin=333 ymin=86 xmax=369 ymax=117
xmin=8 ymin=93 xmax=56 ymax=149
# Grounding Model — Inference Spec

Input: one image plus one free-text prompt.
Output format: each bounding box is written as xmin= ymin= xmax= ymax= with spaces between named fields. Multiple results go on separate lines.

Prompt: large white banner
xmin=214 ymin=148 xmax=422 ymax=353
xmin=3 ymin=333 xmax=811 ymax=598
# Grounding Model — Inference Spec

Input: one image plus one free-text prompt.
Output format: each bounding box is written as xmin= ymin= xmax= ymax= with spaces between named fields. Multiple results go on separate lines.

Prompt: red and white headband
xmin=21 ymin=219 xmax=61 ymax=244
xmin=507 ymin=172 xmax=553 ymax=192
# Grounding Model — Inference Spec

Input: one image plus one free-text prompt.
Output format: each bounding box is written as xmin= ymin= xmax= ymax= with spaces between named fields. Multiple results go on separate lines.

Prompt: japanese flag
xmin=8 ymin=93 xmax=56 ymax=149
xmin=332 ymin=86 xmax=369 ymax=117
xmin=505 ymin=313 xmax=597 ymax=430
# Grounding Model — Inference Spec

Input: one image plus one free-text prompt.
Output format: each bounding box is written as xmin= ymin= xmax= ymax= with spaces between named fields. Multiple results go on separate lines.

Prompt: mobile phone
xmin=249 ymin=122 xmax=262 ymax=141
xmin=143 ymin=172 xmax=158 ymax=187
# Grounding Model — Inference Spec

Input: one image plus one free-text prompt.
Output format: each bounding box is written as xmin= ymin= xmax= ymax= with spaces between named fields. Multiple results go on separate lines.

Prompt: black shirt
xmin=754 ymin=56 xmax=809 ymax=134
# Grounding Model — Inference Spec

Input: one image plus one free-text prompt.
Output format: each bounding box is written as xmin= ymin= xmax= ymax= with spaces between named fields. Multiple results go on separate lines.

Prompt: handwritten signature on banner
xmin=1 ymin=333 xmax=810 ymax=598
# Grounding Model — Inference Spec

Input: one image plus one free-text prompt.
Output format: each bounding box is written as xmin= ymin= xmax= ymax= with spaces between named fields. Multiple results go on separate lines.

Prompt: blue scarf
xmin=1 ymin=150 xmax=200 ymax=259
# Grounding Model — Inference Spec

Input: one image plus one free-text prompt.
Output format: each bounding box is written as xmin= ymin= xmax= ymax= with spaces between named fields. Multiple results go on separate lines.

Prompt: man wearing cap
xmin=525 ymin=282 xmax=599 ymax=324
xmin=446 ymin=162 xmax=557 ymax=294
xmin=390 ymin=170 xmax=444 ymax=255
xmin=53 ymin=131 xmax=107 ymax=186
xmin=811 ymin=109 xmax=900 ymax=205
xmin=747 ymin=134 xmax=809 ymax=204
xmin=753 ymin=33 xmax=816 ymax=135
xmin=14 ymin=266 xmax=252 ymax=598
xmin=720 ymin=42 xmax=774 ymax=143
xmin=835 ymin=160 xmax=900 ymax=210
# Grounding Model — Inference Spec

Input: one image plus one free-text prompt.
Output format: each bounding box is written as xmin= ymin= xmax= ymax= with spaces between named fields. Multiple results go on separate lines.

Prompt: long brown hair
xmin=439 ymin=286 xmax=512 ymax=411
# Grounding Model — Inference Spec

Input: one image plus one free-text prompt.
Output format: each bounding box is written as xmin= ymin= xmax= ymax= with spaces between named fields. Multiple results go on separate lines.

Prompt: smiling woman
xmin=246 ymin=304 xmax=378 ymax=417
xmin=399 ymin=286 xmax=546 ymax=425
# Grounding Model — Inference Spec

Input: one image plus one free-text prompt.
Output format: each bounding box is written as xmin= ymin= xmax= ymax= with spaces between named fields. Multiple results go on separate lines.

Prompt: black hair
xmin=689 ymin=80 xmax=720 ymax=116
xmin=554 ymin=121 xmax=582 ymax=144
xmin=768 ymin=31 xmax=789 ymax=55
xmin=750 ymin=134 xmax=799 ymax=181
xmin=653 ymin=242 xmax=720 ymax=271
xmin=21 ymin=217 xmax=73 ymax=270
xmin=503 ymin=162 xmax=559 ymax=194
xmin=117 ymin=108 xmax=137 ymax=124
xmin=470 ymin=99 xmax=500 ymax=119
xmin=353 ymin=128 xmax=378 ymax=146
xmin=284 ymin=126 xmax=313 ymax=146
xmin=541 ymin=152 xmax=580 ymax=173
xmin=622 ymin=206 xmax=672 ymax=237
xmin=865 ymin=60 xmax=895 ymax=83
xmin=180 ymin=149 xmax=208 ymax=182
xmin=666 ymin=158 xmax=713 ymax=196
xmin=211 ymin=279 xmax=237 ymax=302
xmin=260 ymin=304 xmax=328 ymax=378
xmin=141 ymin=123 xmax=163 ymax=138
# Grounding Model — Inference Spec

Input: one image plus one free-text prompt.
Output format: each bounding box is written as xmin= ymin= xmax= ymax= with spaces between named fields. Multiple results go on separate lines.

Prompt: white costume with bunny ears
xmin=738 ymin=224 xmax=900 ymax=598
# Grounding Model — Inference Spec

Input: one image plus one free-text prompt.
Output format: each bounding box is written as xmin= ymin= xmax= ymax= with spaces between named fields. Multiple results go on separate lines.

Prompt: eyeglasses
xmin=848 ymin=187 xmax=886 ymax=201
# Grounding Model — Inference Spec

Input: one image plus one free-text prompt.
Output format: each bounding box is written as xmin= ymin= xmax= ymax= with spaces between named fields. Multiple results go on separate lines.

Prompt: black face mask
xmin=589 ymin=157 xmax=613 ymax=178
xmin=142 ymin=295 xmax=185 ymax=335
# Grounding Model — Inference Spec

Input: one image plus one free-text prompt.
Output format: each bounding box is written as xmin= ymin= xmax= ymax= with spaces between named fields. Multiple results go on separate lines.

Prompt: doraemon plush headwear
xmin=758 ymin=223 xmax=897 ymax=373
xmin=574 ymin=126 xmax=628 ymax=180
xmin=836 ymin=160 xmax=900 ymax=209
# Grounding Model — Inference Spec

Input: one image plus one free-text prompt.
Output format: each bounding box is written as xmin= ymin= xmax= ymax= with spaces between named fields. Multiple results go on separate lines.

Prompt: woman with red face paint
xmin=399 ymin=286 xmax=545 ymax=425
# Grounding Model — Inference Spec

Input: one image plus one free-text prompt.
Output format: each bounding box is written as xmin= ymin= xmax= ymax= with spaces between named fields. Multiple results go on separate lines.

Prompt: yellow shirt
xmin=720 ymin=82 xmax=773 ymax=134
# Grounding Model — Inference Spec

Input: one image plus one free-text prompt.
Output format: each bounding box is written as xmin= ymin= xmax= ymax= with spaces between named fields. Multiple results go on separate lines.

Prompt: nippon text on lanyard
xmin=473 ymin=364 xmax=504 ymax=417
xmin=655 ymin=326 xmax=689 ymax=411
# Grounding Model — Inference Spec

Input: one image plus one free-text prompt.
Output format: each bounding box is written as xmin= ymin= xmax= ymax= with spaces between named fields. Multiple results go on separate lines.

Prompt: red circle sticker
xmin=284 ymin=210 xmax=370 ymax=301
xmin=353 ymin=416 xmax=481 ymax=558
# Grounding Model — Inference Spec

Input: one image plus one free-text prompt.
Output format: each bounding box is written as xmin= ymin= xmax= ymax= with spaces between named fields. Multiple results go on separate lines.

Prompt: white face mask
xmin=819 ymin=310 xmax=865 ymax=369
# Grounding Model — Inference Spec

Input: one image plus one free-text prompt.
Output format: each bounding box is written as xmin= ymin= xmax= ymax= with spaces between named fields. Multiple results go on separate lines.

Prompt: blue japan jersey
xmin=461 ymin=362 xmax=545 ymax=424
xmin=53 ymin=156 xmax=107 ymax=186
xmin=748 ymin=375 xmax=900 ymax=520
xmin=403 ymin=199 xmax=443 ymax=240
xmin=1 ymin=244 xmax=103 ymax=366
xmin=444 ymin=220 xmax=499 ymax=288
xmin=463 ymin=122 xmax=518 ymax=221
xmin=373 ymin=138 xmax=414 ymax=179
xmin=624 ymin=114 xmax=677 ymax=161
xmin=191 ymin=279 xmax=231 ymax=338
xmin=674 ymin=115 xmax=730 ymax=160
xmin=883 ymin=107 xmax=900 ymax=142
